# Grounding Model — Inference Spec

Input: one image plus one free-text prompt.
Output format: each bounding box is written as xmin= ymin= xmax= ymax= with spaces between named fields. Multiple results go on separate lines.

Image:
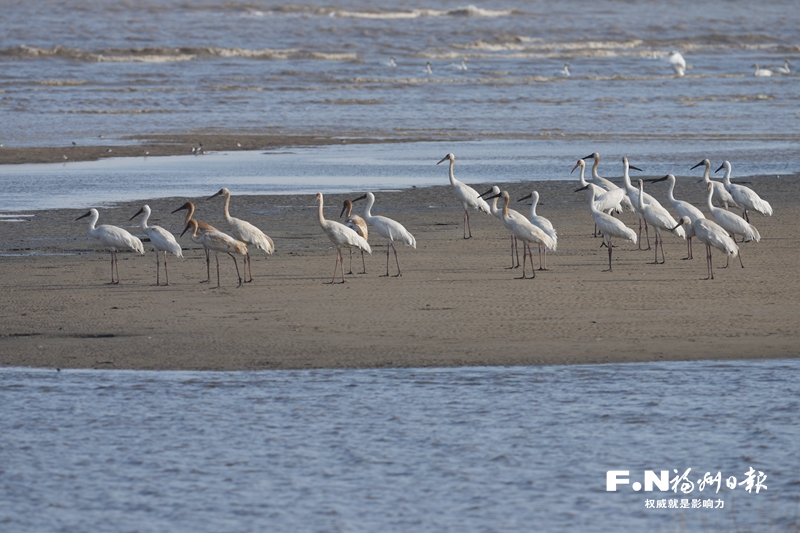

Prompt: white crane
xmin=352 ymin=192 xmax=416 ymax=277
xmin=340 ymin=199 xmax=369 ymax=275
xmin=715 ymin=161 xmax=773 ymax=222
xmin=130 ymin=205 xmax=183 ymax=286
xmin=518 ymin=191 xmax=557 ymax=270
xmin=637 ymin=180 xmax=686 ymax=264
xmin=560 ymin=62 xmax=571 ymax=76
xmin=572 ymin=159 xmax=627 ymax=236
xmin=315 ymin=193 xmax=371 ymax=284
xmin=691 ymin=159 xmax=737 ymax=210
xmin=620 ymin=156 xmax=657 ymax=250
xmin=647 ymin=174 xmax=705 ymax=259
xmin=484 ymin=191 xmax=556 ymax=279
xmin=480 ymin=185 xmax=524 ymax=268
xmin=437 ymin=153 xmax=490 ymax=239
xmin=669 ymin=51 xmax=686 ymax=76
xmin=171 ymin=201 xmax=219 ymax=283
xmin=208 ymin=188 xmax=274 ymax=283
xmin=76 ymin=208 xmax=144 ymax=284
xmin=704 ymin=182 xmax=759 ymax=269
xmin=753 ymin=63 xmax=773 ymax=77
xmin=181 ymin=219 xmax=247 ymax=288
xmin=676 ymin=216 xmax=738 ymax=280
xmin=582 ymin=152 xmax=634 ymax=211
xmin=579 ymin=187 xmax=637 ymax=271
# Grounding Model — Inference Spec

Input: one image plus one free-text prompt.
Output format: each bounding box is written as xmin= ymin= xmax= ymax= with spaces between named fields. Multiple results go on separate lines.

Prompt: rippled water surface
xmin=1 ymin=0 xmax=800 ymax=146
xmin=1 ymin=360 xmax=798 ymax=532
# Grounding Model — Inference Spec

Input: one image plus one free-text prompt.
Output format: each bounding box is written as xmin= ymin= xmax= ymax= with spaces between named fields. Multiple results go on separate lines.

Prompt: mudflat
xmin=1 ymin=173 xmax=797 ymax=370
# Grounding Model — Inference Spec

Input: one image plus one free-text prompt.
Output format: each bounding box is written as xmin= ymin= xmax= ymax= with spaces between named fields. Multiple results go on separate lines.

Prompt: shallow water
xmin=1 ymin=0 xmax=799 ymax=148
xmin=1 ymin=359 xmax=798 ymax=532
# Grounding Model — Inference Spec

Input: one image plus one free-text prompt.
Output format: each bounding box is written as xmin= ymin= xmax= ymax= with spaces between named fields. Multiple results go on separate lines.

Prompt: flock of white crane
xmin=74 ymin=152 xmax=773 ymax=286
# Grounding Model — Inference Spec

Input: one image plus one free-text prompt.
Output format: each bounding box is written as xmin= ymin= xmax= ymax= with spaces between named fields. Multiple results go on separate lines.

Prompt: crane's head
xmin=646 ymin=174 xmax=672 ymax=184
xmin=180 ymin=219 xmax=198 ymax=238
xmin=478 ymin=185 xmax=500 ymax=199
xmin=437 ymin=153 xmax=455 ymax=165
xmin=583 ymin=152 xmax=599 ymax=161
xmin=671 ymin=217 xmax=688 ymax=232
xmin=517 ymin=192 xmax=533 ymax=203
xmin=571 ymin=159 xmax=585 ymax=173
xmin=129 ymin=206 xmax=148 ymax=221
xmin=207 ymin=188 xmax=230 ymax=201
xmin=171 ymin=202 xmax=193 ymax=214
xmin=340 ymin=199 xmax=353 ymax=218
xmin=75 ymin=209 xmax=96 ymax=221
xmin=622 ymin=157 xmax=643 ymax=172
xmin=351 ymin=194 xmax=368 ymax=204
xmin=714 ymin=161 xmax=730 ymax=173
xmin=690 ymin=159 xmax=710 ymax=170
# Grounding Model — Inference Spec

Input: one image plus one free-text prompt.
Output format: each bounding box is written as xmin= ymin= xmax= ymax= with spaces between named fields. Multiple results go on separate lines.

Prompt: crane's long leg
xmin=163 ymin=251 xmax=170 ymax=286
xmin=155 ymin=251 xmax=161 ymax=285
xmin=514 ymin=236 xmax=520 ymax=268
xmin=113 ymin=250 xmax=120 ymax=284
xmin=215 ymin=252 xmax=221 ymax=288
xmin=516 ymin=243 xmax=528 ymax=279
xmin=347 ymin=248 xmax=354 ymax=275
xmin=200 ymin=247 xmax=211 ymax=283
xmin=706 ymin=244 xmax=714 ymax=280
xmin=644 ymin=219 xmax=651 ymax=250
xmin=331 ymin=249 xmax=341 ymax=284
xmin=109 ymin=251 xmax=115 ymax=284
xmin=227 ymin=252 xmax=243 ymax=287
xmin=464 ymin=209 xmax=472 ymax=239
xmin=529 ymin=245 xmax=536 ymax=278
xmin=244 ymin=252 xmax=253 ymax=283
xmin=604 ymin=237 xmax=613 ymax=272
xmin=360 ymin=249 xmax=367 ymax=274
xmin=339 ymin=248 xmax=347 ymax=283
xmin=391 ymin=242 xmax=402 ymax=277
xmin=637 ymin=217 xmax=643 ymax=250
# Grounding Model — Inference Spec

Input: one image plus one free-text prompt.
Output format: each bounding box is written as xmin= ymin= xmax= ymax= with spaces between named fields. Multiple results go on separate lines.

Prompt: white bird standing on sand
xmin=774 ymin=60 xmax=791 ymax=74
xmin=172 ymin=201 xmax=219 ymax=283
xmin=76 ymin=208 xmax=144 ymax=284
xmin=704 ymin=182 xmax=759 ymax=269
xmin=480 ymin=185 xmax=523 ymax=268
xmin=637 ymin=180 xmax=686 ymax=264
xmin=715 ymin=160 xmax=773 ymax=222
xmin=130 ymin=205 xmax=183 ymax=286
xmin=316 ymin=193 xmax=371 ymax=284
xmin=518 ymin=191 xmax=557 ymax=270
xmin=620 ymin=157 xmax=657 ymax=250
xmin=647 ymin=174 xmax=705 ymax=259
xmin=352 ymin=192 xmax=416 ymax=277
xmin=484 ymin=191 xmax=556 ymax=279
xmin=577 ymin=186 xmax=637 ymax=272
xmin=561 ymin=63 xmax=571 ymax=76
xmin=340 ymin=199 xmax=369 ymax=274
xmin=753 ymin=63 xmax=773 ymax=77
xmin=676 ymin=216 xmax=738 ymax=280
xmin=582 ymin=152 xmax=634 ymax=211
xmin=182 ymin=219 xmax=247 ymax=288
xmin=437 ymin=153 xmax=490 ymax=239
xmin=669 ymin=51 xmax=686 ymax=76
xmin=691 ymin=159 xmax=737 ymax=210
xmin=572 ymin=159 xmax=627 ymax=236
xmin=208 ymin=188 xmax=275 ymax=283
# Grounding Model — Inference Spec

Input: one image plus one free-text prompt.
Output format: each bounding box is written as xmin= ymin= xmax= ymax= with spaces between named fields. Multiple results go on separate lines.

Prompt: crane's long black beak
xmin=171 ymin=203 xmax=189 ymax=214
xmin=436 ymin=155 xmax=449 ymax=165
xmin=629 ymin=164 xmax=643 ymax=172
xmin=582 ymin=153 xmax=595 ymax=160
xmin=574 ymin=185 xmax=589 ymax=192
xmin=518 ymin=193 xmax=532 ymax=202
xmin=129 ymin=208 xmax=144 ymax=221
xmin=75 ymin=211 xmax=91 ymax=221
xmin=478 ymin=187 xmax=494 ymax=198
xmin=180 ymin=224 xmax=191 ymax=238
xmin=646 ymin=175 xmax=669 ymax=183
xmin=715 ymin=163 xmax=724 ymax=173
xmin=352 ymin=194 xmax=367 ymax=203
xmin=690 ymin=160 xmax=705 ymax=170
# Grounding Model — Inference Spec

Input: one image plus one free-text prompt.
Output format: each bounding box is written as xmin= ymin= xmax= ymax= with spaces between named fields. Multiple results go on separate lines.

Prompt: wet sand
xmin=1 ymin=166 xmax=798 ymax=370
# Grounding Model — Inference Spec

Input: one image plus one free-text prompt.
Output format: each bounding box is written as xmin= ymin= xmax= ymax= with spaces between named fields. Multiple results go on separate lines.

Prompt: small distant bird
xmin=669 ymin=51 xmax=686 ymax=76
xmin=63 ymin=155 xmax=68 ymax=160
xmin=753 ymin=63 xmax=773 ymax=77
xmin=72 ymin=141 xmax=77 ymax=146
xmin=76 ymin=208 xmax=144 ymax=284
xmin=237 ymin=142 xmax=242 ymax=147
xmin=384 ymin=56 xmax=397 ymax=67
xmin=426 ymin=61 xmax=433 ymax=75
xmin=106 ymin=148 xmax=112 ymax=153
xmin=774 ymin=60 xmax=791 ymax=74
xmin=560 ymin=62 xmax=571 ymax=76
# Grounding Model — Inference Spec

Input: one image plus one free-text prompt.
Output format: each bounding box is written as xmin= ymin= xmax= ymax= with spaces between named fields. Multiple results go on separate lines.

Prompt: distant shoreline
xmin=0 ymin=134 xmax=437 ymax=166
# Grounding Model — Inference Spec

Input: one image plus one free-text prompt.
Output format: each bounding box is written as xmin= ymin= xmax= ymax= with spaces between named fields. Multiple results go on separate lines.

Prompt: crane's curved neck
xmin=448 ymin=159 xmax=457 ymax=186
xmin=667 ymin=178 xmax=677 ymax=203
xmin=706 ymin=186 xmax=715 ymax=212
xmin=317 ymin=197 xmax=326 ymax=227
xmin=591 ymin=157 xmax=601 ymax=180
xmin=587 ymin=188 xmax=600 ymax=214
xmin=489 ymin=196 xmax=500 ymax=216
xmin=637 ymin=181 xmax=645 ymax=212
xmin=87 ymin=211 xmax=99 ymax=232
xmin=139 ymin=207 xmax=151 ymax=230
xmin=344 ymin=203 xmax=352 ymax=217
xmin=721 ymin=163 xmax=732 ymax=185
xmin=530 ymin=193 xmax=539 ymax=217
xmin=702 ymin=164 xmax=710 ymax=184
xmin=622 ymin=163 xmax=634 ymax=190
xmin=502 ymin=195 xmax=510 ymax=218
xmin=578 ymin=163 xmax=588 ymax=187
xmin=183 ymin=203 xmax=195 ymax=226
xmin=363 ymin=194 xmax=375 ymax=219
xmin=222 ymin=191 xmax=233 ymax=222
